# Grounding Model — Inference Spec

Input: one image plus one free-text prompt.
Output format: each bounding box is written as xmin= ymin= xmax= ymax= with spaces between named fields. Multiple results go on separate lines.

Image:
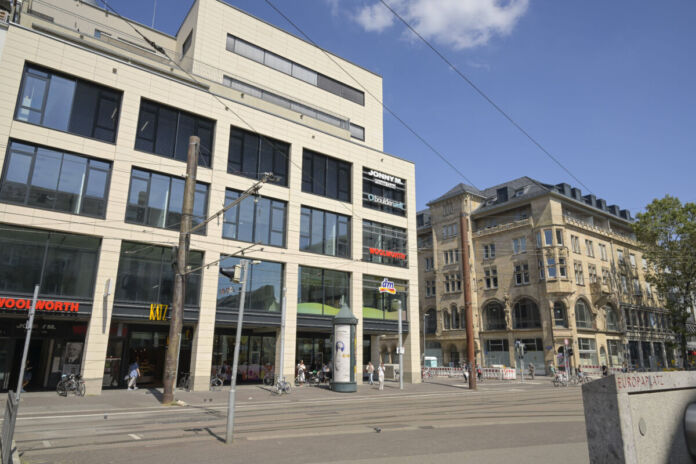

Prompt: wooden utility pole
xmin=162 ymin=135 xmax=199 ymax=404
xmin=460 ymin=210 xmax=476 ymax=390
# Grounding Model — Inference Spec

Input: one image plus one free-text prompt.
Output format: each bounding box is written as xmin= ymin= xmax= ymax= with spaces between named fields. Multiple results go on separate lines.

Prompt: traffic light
xmin=220 ymin=265 xmax=241 ymax=283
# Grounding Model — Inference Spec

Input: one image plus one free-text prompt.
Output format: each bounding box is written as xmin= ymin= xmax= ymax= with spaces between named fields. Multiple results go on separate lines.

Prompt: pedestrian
xmin=622 ymin=361 xmax=628 ymax=373
xmin=366 ymin=361 xmax=375 ymax=385
xmin=378 ymin=362 xmax=385 ymax=391
xmin=297 ymin=360 xmax=306 ymax=384
xmin=22 ymin=360 xmax=32 ymax=393
xmin=602 ymin=365 xmax=608 ymax=377
xmin=127 ymin=359 xmax=140 ymax=390
xmin=476 ymin=366 xmax=482 ymax=382
xmin=528 ymin=362 xmax=536 ymax=380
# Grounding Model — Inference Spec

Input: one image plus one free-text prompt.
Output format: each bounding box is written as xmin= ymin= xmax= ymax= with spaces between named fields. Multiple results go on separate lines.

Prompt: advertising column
xmin=331 ymin=303 xmax=357 ymax=392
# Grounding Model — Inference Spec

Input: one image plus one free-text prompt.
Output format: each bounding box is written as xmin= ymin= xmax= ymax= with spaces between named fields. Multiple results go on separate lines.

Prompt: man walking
xmin=529 ymin=362 xmax=535 ymax=380
xmin=366 ymin=361 xmax=375 ymax=385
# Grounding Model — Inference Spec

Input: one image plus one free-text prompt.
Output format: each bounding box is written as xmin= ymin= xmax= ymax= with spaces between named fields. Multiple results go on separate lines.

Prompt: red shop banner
xmin=0 ymin=296 xmax=80 ymax=313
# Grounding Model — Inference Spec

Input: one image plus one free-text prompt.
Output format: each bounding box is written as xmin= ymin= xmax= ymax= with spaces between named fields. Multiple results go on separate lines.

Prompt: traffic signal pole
xmin=162 ymin=136 xmax=199 ymax=404
xmin=225 ymin=259 xmax=250 ymax=444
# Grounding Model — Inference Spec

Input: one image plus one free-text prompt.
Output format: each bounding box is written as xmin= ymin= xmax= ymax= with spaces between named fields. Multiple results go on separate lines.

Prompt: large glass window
xmin=553 ymin=301 xmax=568 ymax=328
xmin=363 ymin=167 xmax=406 ymax=216
xmin=300 ymin=206 xmax=350 ymax=258
xmin=605 ymin=305 xmax=620 ymax=331
xmin=115 ymin=242 xmax=202 ymax=307
xmin=362 ymin=275 xmax=408 ymax=321
xmin=301 ymin=150 xmax=351 ymax=202
xmin=134 ymin=99 xmax=214 ymax=167
xmin=575 ymin=300 xmax=593 ymax=329
xmin=513 ymin=298 xmax=541 ymax=329
xmin=223 ymin=190 xmax=286 ymax=247
xmin=125 ymin=168 xmax=208 ymax=234
xmin=226 ymin=34 xmax=364 ymax=106
xmin=217 ymin=256 xmax=283 ymax=313
xmin=227 ymin=126 xmax=288 ymax=186
xmin=483 ymin=302 xmax=506 ymax=330
xmin=578 ymin=338 xmax=598 ymax=366
xmin=0 ymin=225 xmax=100 ymax=298
xmin=0 ymin=140 xmax=111 ymax=217
xmin=15 ymin=65 xmax=122 ymax=143
xmin=298 ymin=266 xmax=350 ymax=316
xmin=362 ymin=220 xmax=407 ymax=267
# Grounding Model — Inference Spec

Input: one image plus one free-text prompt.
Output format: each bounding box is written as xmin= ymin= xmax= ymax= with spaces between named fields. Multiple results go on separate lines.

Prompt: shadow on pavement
xmin=145 ymin=387 xmax=164 ymax=402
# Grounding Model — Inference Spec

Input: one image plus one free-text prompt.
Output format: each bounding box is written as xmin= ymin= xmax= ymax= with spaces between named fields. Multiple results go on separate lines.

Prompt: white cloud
xmin=354 ymin=0 xmax=529 ymax=49
xmin=354 ymin=2 xmax=397 ymax=32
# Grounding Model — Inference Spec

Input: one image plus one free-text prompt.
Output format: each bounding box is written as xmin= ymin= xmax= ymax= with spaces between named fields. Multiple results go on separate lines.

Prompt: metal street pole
xmin=460 ymin=212 xmax=476 ymax=390
xmin=422 ymin=313 xmax=427 ymax=366
xmin=397 ymin=299 xmax=403 ymax=390
xmin=16 ymin=285 xmax=39 ymax=400
xmin=162 ymin=135 xmax=199 ymax=404
xmin=226 ymin=259 xmax=251 ymax=444
xmin=277 ymin=287 xmax=287 ymax=387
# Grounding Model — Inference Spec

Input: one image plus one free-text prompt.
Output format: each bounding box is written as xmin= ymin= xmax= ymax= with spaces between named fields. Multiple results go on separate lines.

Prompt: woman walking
xmin=378 ymin=362 xmax=385 ymax=391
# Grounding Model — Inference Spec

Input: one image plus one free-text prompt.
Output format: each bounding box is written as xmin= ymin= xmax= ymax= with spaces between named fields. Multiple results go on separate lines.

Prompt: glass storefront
xmin=296 ymin=333 xmax=332 ymax=372
xmin=0 ymin=319 xmax=88 ymax=391
xmin=103 ymin=323 xmax=193 ymax=388
xmin=484 ymin=339 xmax=509 ymax=366
xmin=362 ymin=275 xmax=408 ymax=321
xmin=211 ymin=330 xmax=275 ymax=383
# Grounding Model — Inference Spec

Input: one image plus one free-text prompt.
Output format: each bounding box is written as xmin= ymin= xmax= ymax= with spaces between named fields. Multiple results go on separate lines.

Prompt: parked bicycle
xmin=263 ymin=372 xmax=275 ymax=386
xmin=56 ymin=373 xmax=85 ymax=397
xmin=422 ymin=367 xmax=433 ymax=380
xmin=177 ymin=372 xmax=192 ymax=391
xmin=210 ymin=374 xmax=224 ymax=390
xmin=274 ymin=376 xmax=292 ymax=395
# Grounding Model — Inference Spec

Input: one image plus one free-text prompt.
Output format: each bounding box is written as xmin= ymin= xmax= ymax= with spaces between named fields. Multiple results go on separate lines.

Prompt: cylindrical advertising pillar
xmin=331 ymin=303 xmax=357 ymax=393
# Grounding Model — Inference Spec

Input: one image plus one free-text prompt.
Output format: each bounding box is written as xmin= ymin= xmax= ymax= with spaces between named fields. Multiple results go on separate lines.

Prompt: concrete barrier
xmin=582 ymin=371 xmax=696 ymax=463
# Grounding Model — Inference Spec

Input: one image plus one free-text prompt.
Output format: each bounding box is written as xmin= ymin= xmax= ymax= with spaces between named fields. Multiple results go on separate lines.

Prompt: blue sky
xmin=114 ymin=0 xmax=696 ymax=213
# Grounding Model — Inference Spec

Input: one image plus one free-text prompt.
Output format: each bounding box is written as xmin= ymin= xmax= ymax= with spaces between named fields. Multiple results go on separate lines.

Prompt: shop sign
xmin=0 ymin=297 xmax=79 ymax=312
xmin=149 ymin=303 xmax=169 ymax=321
xmin=366 ymin=193 xmax=405 ymax=210
xmin=365 ymin=169 xmax=404 ymax=189
xmin=378 ymin=278 xmax=396 ymax=295
xmin=369 ymin=247 xmax=406 ymax=260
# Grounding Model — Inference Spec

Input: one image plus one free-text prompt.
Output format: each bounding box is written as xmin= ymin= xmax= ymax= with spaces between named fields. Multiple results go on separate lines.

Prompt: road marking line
xmin=128 ymin=434 xmax=141 ymax=440
xmin=42 ymin=440 xmax=51 ymax=448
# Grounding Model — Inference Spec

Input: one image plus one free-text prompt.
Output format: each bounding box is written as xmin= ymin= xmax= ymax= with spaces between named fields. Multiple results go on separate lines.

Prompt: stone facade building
xmin=409 ymin=177 xmax=673 ymax=374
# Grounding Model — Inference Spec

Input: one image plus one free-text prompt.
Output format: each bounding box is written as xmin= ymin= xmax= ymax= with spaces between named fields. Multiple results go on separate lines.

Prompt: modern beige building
xmin=409 ymin=177 xmax=673 ymax=374
xmin=0 ymin=0 xmax=419 ymax=394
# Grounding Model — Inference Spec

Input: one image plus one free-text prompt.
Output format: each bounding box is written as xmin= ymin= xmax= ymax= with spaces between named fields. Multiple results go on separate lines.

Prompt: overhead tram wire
xmin=377 ymin=0 xmax=594 ymax=196
xmin=262 ymin=0 xmax=480 ymax=191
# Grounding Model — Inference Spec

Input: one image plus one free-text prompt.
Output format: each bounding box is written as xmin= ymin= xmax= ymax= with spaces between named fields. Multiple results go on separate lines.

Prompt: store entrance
xmin=296 ymin=332 xmax=332 ymax=373
xmin=0 ymin=318 xmax=88 ymax=392
xmin=104 ymin=323 xmax=193 ymax=389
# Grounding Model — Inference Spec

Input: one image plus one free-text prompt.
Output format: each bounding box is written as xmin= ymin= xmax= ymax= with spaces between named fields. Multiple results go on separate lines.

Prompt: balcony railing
xmin=563 ymin=215 xmax=637 ymax=244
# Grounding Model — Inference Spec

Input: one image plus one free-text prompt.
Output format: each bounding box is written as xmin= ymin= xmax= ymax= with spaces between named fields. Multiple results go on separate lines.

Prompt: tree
xmin=633 ymin=195 xmax=696 ymax=368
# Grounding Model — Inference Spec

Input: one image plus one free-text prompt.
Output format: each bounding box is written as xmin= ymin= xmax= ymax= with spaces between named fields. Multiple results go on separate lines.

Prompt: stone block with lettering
xmin=582 ymin=371 xmax=696 ymax=463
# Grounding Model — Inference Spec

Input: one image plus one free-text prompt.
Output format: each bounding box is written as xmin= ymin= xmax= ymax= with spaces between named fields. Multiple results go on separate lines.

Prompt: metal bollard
xmin=685 ymin=403 xmax=696 ymax=458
